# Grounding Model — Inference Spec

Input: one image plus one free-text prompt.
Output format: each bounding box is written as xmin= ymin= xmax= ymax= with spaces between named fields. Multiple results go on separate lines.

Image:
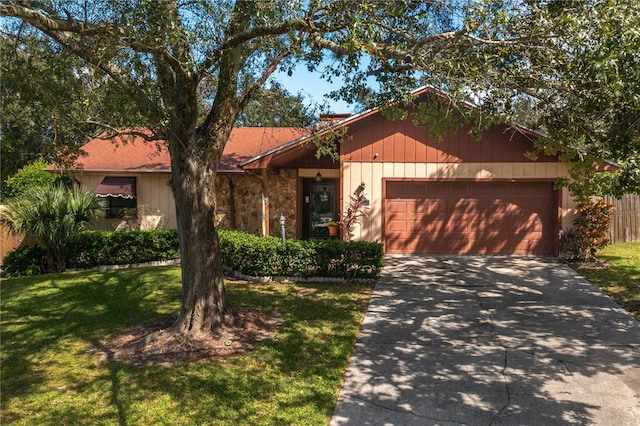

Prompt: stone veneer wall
xmin=268 ymin=169 xmax=298 ymax=238
xmin=215 ymin=169 xmax=298 ymax=238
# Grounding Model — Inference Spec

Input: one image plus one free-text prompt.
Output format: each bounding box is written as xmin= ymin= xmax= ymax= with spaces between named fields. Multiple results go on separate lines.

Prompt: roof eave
xmin=47 ymin=168 xmax=172 ymax=173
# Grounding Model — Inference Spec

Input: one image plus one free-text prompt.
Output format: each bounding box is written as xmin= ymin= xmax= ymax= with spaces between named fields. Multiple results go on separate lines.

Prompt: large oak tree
xmin=2 ymin=0 xmax=638 ymax=336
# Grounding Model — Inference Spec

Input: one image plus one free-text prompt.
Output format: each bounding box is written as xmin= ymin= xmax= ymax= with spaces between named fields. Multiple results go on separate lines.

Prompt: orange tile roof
xmin=51 ymin=127 xmax=310 ymax=173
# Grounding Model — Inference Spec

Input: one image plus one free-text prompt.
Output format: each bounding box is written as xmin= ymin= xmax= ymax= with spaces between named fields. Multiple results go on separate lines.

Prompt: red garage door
xmin=384 ymin=181 xmax=556 ymax=255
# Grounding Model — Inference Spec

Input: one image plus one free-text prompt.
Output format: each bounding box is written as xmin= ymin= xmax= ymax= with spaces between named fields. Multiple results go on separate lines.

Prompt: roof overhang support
xmin=261 ymin=168 xmax=270 ymax=237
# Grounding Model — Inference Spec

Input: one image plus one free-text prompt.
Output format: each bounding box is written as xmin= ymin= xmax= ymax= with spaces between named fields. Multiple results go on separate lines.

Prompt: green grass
xmin=1 ymin=266 xmax=373 ymax=425
xmin=571 ymin=242 xmax=640 ymax=320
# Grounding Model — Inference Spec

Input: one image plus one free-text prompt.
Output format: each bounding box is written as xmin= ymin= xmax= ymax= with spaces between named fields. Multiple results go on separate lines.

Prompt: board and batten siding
xmin=341 ymin=161 xmax=574 ymax=243
xmin=338 ymin=108 xmax=575 ymax=244
xmin=77 ymin=172 xmax=176 ymax=230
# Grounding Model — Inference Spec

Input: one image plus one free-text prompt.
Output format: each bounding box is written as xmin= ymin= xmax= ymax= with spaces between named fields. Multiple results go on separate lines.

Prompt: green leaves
xmin=218 ymin=230 xmax=383 ymax=279
xmin=1 ymin=185 xmax=105 ymax=272
xmin=561 ymin=199 xmax=614 ymax=261
xmin=0 ymin=28 xmax=150 ymax=187
xmin=3 ymin=159 xmax=68 ymax=199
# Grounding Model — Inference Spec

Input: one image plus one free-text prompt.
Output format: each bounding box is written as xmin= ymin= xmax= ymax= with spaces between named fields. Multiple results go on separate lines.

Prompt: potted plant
xmin=326 ymin=220 xmax=339 ymax=236
xmin=118 ymin=207 xmax=138 ymax=220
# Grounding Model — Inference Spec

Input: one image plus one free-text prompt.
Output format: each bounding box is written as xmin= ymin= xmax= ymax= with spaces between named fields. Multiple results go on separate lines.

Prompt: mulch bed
xmin=93 ymin=308 xmax=278 ymax=367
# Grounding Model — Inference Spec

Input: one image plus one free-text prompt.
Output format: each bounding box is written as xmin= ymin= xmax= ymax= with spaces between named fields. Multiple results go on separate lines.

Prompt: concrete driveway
xmin=331 ymin=255 xmax=640 ymax=425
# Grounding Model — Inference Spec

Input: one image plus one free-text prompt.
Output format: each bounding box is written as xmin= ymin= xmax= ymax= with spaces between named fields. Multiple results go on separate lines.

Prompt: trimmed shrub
xmin=561 ymin=198 xmax=614 ymax=261
xmin=67 ymin=229 xmax=180 ymax=268
xmin=2 ymin=245 xmax=47 ymax=277
xmin=4 ymin=228 xmax=383 ymax=280
xmin=306 ymin=239 xmax=384 ymax=279
xmin=219 ymin=230 xmax=316 ymax=277
xmin=218 ymin=230 xmax=384 ymax=280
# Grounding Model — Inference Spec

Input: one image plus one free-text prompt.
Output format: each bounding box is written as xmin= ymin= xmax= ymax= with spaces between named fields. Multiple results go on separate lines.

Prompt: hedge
xmin=1 ymin=245 xmax=48 ymax=278
xmin=218 ymin=230 xmax=384 ymax=280
xmin=1 ymin=230 xmax=180 ymax=277
xmin=2 ymin=229 xmax=384 ymax=280
xmin=66 ymin=230 xmax=180 ymax=269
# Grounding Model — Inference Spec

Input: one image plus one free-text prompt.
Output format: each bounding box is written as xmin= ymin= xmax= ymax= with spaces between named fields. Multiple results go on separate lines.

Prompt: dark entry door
xmin=302 ymin=178 xmax=339 ymax=239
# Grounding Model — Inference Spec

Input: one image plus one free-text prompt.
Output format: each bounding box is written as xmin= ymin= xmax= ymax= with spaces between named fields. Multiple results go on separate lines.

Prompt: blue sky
xmin=272 ymin=64 xmax=356 ymax=114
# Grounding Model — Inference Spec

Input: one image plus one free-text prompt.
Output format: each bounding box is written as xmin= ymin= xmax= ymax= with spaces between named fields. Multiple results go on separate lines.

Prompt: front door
xmin=302 ymin=178 xmax=339 ymax=239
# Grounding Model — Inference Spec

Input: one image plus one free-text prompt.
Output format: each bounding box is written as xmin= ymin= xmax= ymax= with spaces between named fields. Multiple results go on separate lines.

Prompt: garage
xmin=384 ymin=180 xmax=557 ymax=255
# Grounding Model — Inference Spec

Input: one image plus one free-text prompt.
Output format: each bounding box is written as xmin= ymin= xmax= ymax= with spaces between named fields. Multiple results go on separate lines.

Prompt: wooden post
xmin=261 ymin=168 xmax=270 ymax=236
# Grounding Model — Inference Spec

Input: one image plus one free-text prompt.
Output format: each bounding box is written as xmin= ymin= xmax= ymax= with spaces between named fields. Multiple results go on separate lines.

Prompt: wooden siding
xmin=341 ymin=109 xmax=558 ymax=164
xmin=76 ymin=172 xmax=177 ymax=230
xmin=342 ymin=161 xmax=573 ymax=243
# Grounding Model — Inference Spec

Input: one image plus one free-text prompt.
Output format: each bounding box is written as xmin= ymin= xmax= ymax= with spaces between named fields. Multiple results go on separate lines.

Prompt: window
xmin=94 ymin=176 xmax=137 ymax=218
xmin=106 ymin=196 xmax=137 ymax=218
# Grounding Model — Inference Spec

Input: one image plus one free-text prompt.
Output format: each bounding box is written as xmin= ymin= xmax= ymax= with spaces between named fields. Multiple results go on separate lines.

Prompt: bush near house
xmin=560 ymin=198 xmax=614 ymax=261
xmin=219 ymin=230 xmax=384 ymax=280
xmin=67 ymin=230 xmax=180 ymax=269
xmin=304 ymin=238 xmax=383 ymax=279
xmin=3 ymin=229 xmax=384 ymax=280
xmin=1 ymin=184 xmax=104 ymax=273
xmin=1 ymin=245 xmax=48 ymax=278
xmin=219 ymin=230 xmax=315 ymax=277
xmin=1 ymin=230 xmax=180 ymax=277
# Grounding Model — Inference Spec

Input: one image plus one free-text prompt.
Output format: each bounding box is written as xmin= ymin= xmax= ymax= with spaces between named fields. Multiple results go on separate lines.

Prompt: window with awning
xmin=95 ymin=176 xmax=137 ymax=218
xmin=95 ymin=176 xmax=136 ymax=199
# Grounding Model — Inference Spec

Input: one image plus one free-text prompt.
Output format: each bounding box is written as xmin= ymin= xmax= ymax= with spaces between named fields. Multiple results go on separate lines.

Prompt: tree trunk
xmin=159 ymin=6 xmax=246 ymax=335
xmin=168 ymin=130 xmax=234 ymax=336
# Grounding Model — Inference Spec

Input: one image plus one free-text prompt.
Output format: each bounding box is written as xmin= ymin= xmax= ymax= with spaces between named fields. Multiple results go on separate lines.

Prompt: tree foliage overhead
xmin=0 ymin=25 xmax=148 ymax=188
xmin=2 ymin=0 xmax=638 ymax=336
xmin=235 ymin=81 xmax=323 ymax=127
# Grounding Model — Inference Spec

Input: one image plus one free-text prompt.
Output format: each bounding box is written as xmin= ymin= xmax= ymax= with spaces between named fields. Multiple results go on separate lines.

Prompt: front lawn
xmin=571 ymin=242 xmax=640 ymax=321
xmin=1 ymin=266 xmax=373 ymax=425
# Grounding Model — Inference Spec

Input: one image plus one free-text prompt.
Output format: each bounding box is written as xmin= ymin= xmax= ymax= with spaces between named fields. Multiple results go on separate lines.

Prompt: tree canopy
xmin=3 ymin=159 xmax=70 ymax=199
xmin=1 ymin=0 xmax=638 ymax=336
xmin=236 ymin=81 xmax=323 ymax=127
xmin=0 ymin=26 xmax=148 ymax=189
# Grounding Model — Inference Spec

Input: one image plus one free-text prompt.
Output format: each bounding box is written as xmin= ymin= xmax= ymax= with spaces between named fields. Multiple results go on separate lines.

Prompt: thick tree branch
xmin=1 ymin=1 xmax=192 ymax=85
xmin=1 ymin=1 xmax=116 ymax=35
xmin=198 ymin=6 xmax=346 ymax=76
xmin=85 ymin=122 xmax=164 ymax=143
xmin=238 ymin=50 xmax=291 ymax=113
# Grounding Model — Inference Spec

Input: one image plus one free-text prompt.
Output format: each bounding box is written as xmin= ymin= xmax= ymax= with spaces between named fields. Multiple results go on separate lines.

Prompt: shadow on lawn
xmin=98 ymin=283 xmax=369 ymax=424
xmin=2 ymin=269 xmax=371 ymax=425
xmin=1 ymin=267 xmax=181 ymax=407
xmin=571 ymin=256 xmax=640 ymax=320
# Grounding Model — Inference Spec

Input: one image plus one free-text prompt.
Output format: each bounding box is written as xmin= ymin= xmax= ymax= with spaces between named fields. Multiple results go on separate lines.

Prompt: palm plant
xmin=1 ymin=184 xmax=104 ymax=272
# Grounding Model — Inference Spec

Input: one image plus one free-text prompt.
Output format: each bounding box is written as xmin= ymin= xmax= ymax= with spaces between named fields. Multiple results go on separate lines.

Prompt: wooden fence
xmin=1 ymin=225 xmax=26 ymax=264
xmin=593 ymin=194 xmax=640 ymax=244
